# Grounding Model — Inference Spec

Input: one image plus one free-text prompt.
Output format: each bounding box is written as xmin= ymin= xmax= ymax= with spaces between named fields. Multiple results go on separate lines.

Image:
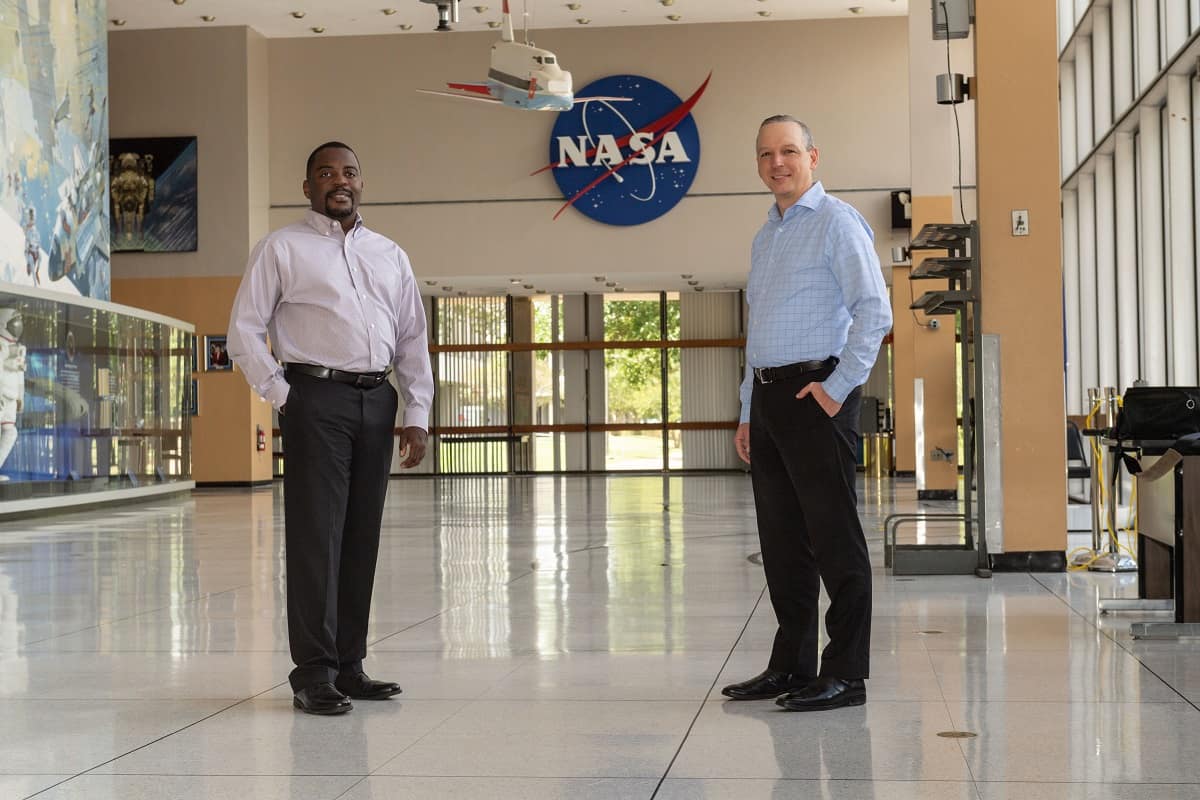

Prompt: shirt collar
xmin=767 ymin=180 xmax=826 ymax=222
xmin=304 ymin=208 xmax=364 ymax=235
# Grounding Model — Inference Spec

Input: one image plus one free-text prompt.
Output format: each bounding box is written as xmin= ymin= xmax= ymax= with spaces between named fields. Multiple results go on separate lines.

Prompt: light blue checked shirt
xmin=739 ymin=181 xmax=892 ymax=422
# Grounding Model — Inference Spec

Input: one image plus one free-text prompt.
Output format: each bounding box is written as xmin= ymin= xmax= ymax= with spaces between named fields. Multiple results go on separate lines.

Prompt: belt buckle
xmin=754 ymin=367 xmax=772 ymax=385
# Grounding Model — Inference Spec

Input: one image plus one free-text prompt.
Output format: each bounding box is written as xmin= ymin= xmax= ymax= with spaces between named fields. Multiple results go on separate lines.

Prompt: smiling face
xmin=755 ymin=120 xmax=819 ymax=213
xmin=303 ymin=146 xmax=363 ymax=228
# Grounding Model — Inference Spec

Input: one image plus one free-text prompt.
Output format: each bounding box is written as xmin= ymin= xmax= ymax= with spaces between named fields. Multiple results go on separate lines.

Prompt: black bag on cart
xmin=1113 ymin=386 xmax=1200 ymax=442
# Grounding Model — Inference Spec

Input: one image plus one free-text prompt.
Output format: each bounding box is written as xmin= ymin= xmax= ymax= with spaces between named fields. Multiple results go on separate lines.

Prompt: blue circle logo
xmin=544 ymin=74 xmax=709 ymax=226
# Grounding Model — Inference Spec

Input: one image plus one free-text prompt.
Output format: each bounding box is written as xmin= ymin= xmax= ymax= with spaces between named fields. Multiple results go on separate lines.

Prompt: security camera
xmin=928 ymin=318 xmax=940 ymax=330
xmin=419 ymin=0 xmax=460 ymax=30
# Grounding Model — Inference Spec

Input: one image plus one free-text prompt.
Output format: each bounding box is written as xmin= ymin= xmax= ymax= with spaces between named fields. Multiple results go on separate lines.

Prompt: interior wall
xmin=108 ymin=27 xmax=273 ymax=484
xmin=264 ymin=18 xmax=912 ymax=289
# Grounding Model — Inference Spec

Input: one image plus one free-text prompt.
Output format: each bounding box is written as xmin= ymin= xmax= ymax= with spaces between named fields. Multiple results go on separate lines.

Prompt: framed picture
xmin=191 ymin=334 xmax=198 ymax=373
xmin=203 ymin=334 xmax=233 ymax=372
xmin=109 ymin=136 xmax=198 ymax=253
xmin=189 ymin=379 xmax=199 ymax=416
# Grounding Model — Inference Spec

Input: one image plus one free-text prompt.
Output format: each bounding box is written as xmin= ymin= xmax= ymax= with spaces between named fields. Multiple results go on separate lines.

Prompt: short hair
xmin=305 ymin=141 xmax=359 ymax=177
xmin=758 ymin=115 xmax=815 ymax=150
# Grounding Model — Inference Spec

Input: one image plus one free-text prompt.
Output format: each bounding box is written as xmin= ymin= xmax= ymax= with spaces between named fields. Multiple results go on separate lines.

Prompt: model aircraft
xmin=417 ymin=0 xmax=628 ymax=111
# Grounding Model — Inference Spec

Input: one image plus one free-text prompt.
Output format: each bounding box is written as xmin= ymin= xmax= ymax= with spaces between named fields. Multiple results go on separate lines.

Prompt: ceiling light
xmin=457 ymin=291 xmax=468 ymax=296
xmin=110 ymin=18 xmax=127 ymax=25
xmin=615 ymin=287 xmax=625 ymax=292
xmin=566 ymin=2 xmax=581 ymax=8
xmin=523 ymin=283 xmax=534 ymax=289
xmin=400 ymin=23 xmax=413 ymax=29
xmin=201 ymin=15 xmax=215 ymax=21
xmin=424 ymin=280 xmax=438 ymax=286
xmin=693 ymin=286 xmax=705 ymax=292
xmin=382 ymin=7 xmax=398 ymax=14
xmin=849 ymin=5 xmax=864 ymax=12
xmin=576 ymin=17 xmax=590 ymax=24
xmin=487 ymin=20 xmax=501 ymax=27
xmin=473 ymin=5 xmax=489 ymax=12
xmin=687 ymin=280 xmax=699 ymax=286
xmin=443 ymin=286 xmax=454 ymax=292
xmin=594 ymin=276 xmax=605 ymax=282
xmin=310 ymin=25 xmax=325 ymax=32
xmin=291 ymin=10 xmax=306 ymax=18
xmin=666 ymin=14 xmax=681 ymax=21
xmin=680 ymin=273 xmax=692 ymax=279
xmin=605 ymin=281 xmax=616 ymax=287
xmin=660 ymin=0 xmax=675 ymax=5
xmin=510 ymin=278 xmax=522 ymax=284
xmin=173 ymin=0 xmax=186 ymax=5
xmin=757 ymin=10 xmax=771 ymax=17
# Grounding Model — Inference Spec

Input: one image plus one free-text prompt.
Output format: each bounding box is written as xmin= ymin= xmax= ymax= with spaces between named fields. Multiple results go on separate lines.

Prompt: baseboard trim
xmin=990 ymin=550 xmax=1068 ymax=573
xmin=193 ymin=480 xmax=274 ymax=489
xmin=918 ymin=489 xmax=958 ymax=501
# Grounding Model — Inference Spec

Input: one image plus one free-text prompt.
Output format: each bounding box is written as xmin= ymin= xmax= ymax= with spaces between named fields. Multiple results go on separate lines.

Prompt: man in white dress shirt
xmin=228 ymin=142 xmax=434 ymax=715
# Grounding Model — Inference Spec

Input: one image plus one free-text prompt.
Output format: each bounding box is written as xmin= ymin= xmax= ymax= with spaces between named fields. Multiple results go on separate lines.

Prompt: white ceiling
xmin=107 ymin=0 xmax=907 ymax=38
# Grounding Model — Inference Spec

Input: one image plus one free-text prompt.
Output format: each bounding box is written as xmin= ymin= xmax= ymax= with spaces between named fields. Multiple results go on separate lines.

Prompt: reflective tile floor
xmin=1 ymin=474 xmax=1198 ymax=799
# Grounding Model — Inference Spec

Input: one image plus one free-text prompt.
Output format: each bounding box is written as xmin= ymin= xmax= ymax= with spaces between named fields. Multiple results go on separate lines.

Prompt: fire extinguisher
xmin=256 ymin=424 xmax=266 ymax=452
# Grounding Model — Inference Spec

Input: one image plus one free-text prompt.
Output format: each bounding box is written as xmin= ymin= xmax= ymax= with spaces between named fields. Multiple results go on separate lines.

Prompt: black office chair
xmin=1067 ymin=421 xmax=1091 ymax=502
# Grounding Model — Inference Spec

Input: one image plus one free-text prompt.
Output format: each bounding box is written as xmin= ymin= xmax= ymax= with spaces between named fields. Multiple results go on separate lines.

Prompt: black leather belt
xmin=286 ymin=363 xmax=391 ymax=388
xmin=753 ymin=357 xmax=836 ymax=385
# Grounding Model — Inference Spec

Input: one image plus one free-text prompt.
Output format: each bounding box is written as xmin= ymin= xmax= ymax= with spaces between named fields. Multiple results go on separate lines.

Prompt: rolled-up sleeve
xmin=227 ymin=237 xmax=290 ymax=410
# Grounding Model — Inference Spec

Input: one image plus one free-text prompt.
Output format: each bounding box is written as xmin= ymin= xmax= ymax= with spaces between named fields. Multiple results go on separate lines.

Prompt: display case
xmin=0 ymin=283 xmax=193 ymax=514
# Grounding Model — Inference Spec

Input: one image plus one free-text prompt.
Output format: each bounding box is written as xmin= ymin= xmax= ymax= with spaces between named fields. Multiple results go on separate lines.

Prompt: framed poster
xmin=109 ymin=136 xmax=198 ymax=253
xmin=203 ymin=335 xmax=232 ymax=372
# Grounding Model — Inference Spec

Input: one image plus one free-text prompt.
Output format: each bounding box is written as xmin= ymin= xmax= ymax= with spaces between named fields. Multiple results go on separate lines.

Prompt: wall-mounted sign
xmin=539 ymin=73 xmax=710 ymax=225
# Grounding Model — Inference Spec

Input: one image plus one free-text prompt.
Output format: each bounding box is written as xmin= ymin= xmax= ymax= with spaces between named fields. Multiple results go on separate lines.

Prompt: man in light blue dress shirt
xmin=721 ymin=116 xmax=892 ymax=712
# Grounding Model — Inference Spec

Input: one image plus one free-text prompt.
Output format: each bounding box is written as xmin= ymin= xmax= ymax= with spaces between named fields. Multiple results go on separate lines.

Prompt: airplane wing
xmin=416 ymin=88 xmax=503 ymax=105
xmin=446 ymin=82 xmax=493 ymax=96
xmin=572 ymin=96 xmax=632 ymax=104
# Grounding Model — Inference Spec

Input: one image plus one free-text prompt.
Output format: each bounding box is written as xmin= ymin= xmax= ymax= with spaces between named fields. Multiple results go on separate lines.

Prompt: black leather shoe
xmin=775 ymin=677 xmax=866 ymax=711
xmin=334 ymin=672 xmax=403 ymax=700
xmin=721 ymin=669 xmax=811 ymax=701
xmin=293 ymin=682 xmax=353 ymax=715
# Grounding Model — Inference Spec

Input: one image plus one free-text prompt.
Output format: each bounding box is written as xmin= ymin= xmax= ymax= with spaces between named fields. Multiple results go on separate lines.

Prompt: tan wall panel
xmin=112 ymin=277 xmax=273 ymax=484
xmin=910 ymin=196 xmax=959 ymax=491
xmin=975 ymin=0 xmax=1067 ymax=552
xmin=892 ymin=263 xmax=916 ymax=472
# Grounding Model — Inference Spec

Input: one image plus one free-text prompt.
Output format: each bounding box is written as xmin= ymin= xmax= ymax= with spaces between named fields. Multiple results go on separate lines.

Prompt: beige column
xmin=974 ymin=0 xmax=1067 ymax=552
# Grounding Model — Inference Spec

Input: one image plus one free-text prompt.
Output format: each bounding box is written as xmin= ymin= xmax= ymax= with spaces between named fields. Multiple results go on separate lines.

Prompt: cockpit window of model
xmin=417 ymin=0 xmax=630 ymax=111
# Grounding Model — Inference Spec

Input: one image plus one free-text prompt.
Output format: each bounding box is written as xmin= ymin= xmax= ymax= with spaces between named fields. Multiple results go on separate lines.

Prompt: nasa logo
xmin=541 ymin=73 xmax=710 ymax=225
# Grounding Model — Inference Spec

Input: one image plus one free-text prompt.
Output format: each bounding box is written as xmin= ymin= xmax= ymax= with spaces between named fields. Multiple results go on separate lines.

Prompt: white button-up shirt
xmin=227 ymin=209 xmax=434 ymax=430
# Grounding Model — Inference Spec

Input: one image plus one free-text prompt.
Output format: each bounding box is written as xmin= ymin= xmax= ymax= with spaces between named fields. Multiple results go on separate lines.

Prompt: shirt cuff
xmin=821 ymin=371 xmax=854 ymax=404
xmin=739 ymin=405 xmax=750 ymax=424
xmin=267 ymin=380 xmax=291 ymax=411
xmin=403 ymin=408 xmax=430 ymax=431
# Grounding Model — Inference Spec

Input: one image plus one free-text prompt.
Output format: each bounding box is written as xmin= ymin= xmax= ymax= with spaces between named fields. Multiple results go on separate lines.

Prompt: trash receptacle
xmin=868 ymin=433 xmax=892 ymax=478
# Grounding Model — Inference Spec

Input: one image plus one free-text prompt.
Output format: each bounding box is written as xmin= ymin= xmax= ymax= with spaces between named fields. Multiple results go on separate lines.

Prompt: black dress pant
xmin=279 ymin=370 xmax=398 ymax=691
xmin=749 ymin=367 xmax=871 ymax=680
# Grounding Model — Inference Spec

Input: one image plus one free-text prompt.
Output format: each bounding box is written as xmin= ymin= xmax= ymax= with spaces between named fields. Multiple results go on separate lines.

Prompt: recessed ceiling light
xmin=399 ymin=23 xmax=413 ymax=29
xmin=594 ymin=276 xmax=605 ymax=282
xmin=757 ymin=10 xmax=772 ymax=17
xmin=693 ymin=286 xmax=705 ymax=292
xmin=487 ymin=20 xmax=501 ymax=27
xmin=660 ymin=0 xmax=675 ymax=5
xmin=310 ymin=25 xmax=325 ymax=32
xmin=666 ymin=14 xmax=681 ymax=21
xmin=680 ymin=273 xmax=692 ymax=279
xmin=687 ymin=280 xmax=699 ymax=286
xmin=382 ymin=7 xmax=398 ymax=14
xmin=443 ymin=286 xmax=454 ymax=292
xmin=510 ymin=278 xmax=523 ymax=283
xmin=110 ymin=18 xmax=127 ymax=26
xmin=201 ymin=15 xmax=216 ymax=22
xmin=173 ymin=0 xmax=186 ymax=5
xmin=566 ymin=2 xmax=581 ymax=8
xmin=473 ymin=4 xmax=489 ymax=12
xmin=849 ymin=5 xmax=864 ymax=13
xmin=424 ymin=280 xmax=438 ymax=286
xmin=615 ymin=287 xmax=626 ymax=292
xmin=605 ymin=281 xmax=616 ymax=287
xmin=576 ymin=17 xmax=590 ymax=24
xmin=457 ymin=291 xmax=468 ymax=296
xmin=523 ymin=283 xmax=534 ymax=289
xmin=291 ymin=10 xmax=306 ymax=18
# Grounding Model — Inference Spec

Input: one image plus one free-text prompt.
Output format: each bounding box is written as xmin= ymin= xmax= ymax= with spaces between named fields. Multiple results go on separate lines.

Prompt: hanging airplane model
xmin=417 ymin=0 xmax=629 ymax=111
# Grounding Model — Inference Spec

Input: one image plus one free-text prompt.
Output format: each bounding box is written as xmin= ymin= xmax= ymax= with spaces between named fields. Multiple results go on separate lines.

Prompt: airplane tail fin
xmin=501 ymin=0 xmax=514 ymax=42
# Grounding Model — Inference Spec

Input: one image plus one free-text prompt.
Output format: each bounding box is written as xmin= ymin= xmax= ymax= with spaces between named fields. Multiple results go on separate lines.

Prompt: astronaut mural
xmin=0 ymin=308 xmax=26 ymax=479
xmin=0 ymin=0 xmax=111 ymax=300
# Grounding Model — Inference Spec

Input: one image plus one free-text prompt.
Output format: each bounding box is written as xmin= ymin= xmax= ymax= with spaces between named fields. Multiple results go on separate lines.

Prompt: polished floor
xmin=0 ymin=474 xmax=1198 ymax=799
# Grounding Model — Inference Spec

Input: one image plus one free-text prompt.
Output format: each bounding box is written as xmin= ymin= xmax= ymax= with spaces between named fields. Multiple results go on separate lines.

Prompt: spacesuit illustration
xmin=0 ymin=308 xmax=27 ymax=479
xmin=23 ymin=210 xmax=40 ymax=286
